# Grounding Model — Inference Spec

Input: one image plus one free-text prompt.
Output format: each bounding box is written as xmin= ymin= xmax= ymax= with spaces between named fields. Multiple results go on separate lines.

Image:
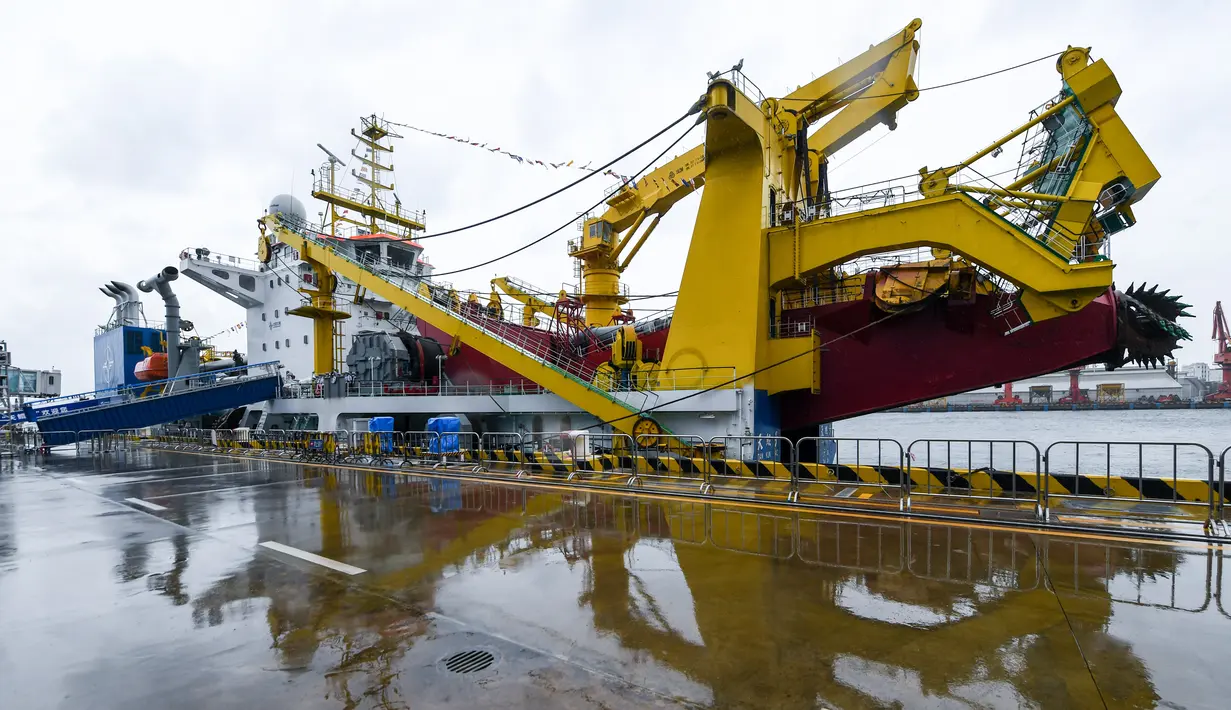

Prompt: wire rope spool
xmin=632 ymin=417 xmax=663 ymax=449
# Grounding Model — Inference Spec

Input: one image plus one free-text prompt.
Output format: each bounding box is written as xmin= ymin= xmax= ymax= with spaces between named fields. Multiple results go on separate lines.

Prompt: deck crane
xmin=489 ymin=276 xmax=582 ymax=328
xmin=1209 ymin=301 xmax=1231 ymax=401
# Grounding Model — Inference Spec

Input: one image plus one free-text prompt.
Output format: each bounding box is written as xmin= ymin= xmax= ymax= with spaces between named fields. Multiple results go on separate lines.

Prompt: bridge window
xmin=211 ymin=269 xmax=230 ymax=280
xmin=238 ymin=275 xmax=255 ymax=291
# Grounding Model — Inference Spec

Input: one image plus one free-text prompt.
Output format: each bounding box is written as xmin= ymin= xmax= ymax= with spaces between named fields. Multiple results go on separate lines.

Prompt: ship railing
xmin=1044 ymin=441 xmax=1217 ymax=523
xmin=906 ymin=439 xmax=1045 ymax=520
xmin=341 ymin=381 xmax=549 ymax=398
xmin=769 ymin=317 xmax=814 ymax=340
xmin=794 ymin=437 xmax=908 ymax=510
xmin=178 ymin=247 xmax=266 ymax=273
xmin=310 ymin=176 xmax=428 ymax=227
xmin=648 ymin=367 xmax=737 ymax=391
xmin=709 ymin=66 xmax=766 ymax=105
xmin=499 ymin=275 xmax=555 ymax=299
xmin=282 ymin=372 xmax=728 ymax=400
xmin=95 ymin=319 xmax=168 ymax=336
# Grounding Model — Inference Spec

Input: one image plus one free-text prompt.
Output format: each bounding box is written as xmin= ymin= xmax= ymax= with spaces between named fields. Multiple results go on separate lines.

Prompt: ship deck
xmin=3 ymin=449 xmax=1229 ymax=708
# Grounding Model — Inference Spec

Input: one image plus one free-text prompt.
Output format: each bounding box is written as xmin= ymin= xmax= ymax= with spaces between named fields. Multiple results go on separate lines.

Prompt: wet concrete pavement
xmin=2 ymin=449 xmax=1229 ymax=709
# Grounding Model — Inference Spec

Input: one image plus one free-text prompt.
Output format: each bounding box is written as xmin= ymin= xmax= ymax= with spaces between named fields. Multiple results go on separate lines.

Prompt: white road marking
xmin=259 ymin=541 xmax=366 ymax=575
xmin=125 ymin=497 xmax=168 ymax=512
xmin=153 ymin=478 xmax=318 ymax=499
xmin=95 ymin=469 xmax=259 ymax=487
xmin=81 ymin=462 xmax=248 ymax=479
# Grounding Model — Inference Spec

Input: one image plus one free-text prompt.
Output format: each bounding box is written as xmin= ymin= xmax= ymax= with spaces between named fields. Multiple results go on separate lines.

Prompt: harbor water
xmin=836 ymin=409 xmax=1231 ymax=479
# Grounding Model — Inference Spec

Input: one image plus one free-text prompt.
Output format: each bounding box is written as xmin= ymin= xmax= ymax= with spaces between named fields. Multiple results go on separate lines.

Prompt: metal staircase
xmin=271 ymin=220 xmax=659 ymax=435
xmin=24 ymin=362 xmax=280 ymax=445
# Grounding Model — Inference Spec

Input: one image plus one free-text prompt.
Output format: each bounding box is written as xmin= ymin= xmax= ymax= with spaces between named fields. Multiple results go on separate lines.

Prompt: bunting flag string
xmin=390 ymin=120 xmax=633 ymax=182
xmin=202 ymin=322 xmax=246 ymax=342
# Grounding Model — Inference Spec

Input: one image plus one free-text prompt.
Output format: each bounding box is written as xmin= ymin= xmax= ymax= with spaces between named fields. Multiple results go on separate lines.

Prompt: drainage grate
xmin=443 ymin=649 xmax=496 ymax=674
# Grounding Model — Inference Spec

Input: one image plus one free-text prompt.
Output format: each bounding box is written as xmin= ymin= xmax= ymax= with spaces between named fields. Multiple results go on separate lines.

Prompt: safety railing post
xmin=1220 ymin=447 xmax=1230 ymax=521
xmin=1038 ymin=446 xmax=1049 ymax=521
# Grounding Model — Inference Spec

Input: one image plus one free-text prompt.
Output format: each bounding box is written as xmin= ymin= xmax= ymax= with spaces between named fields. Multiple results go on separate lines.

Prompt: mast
xmin=311 ymin=114 xmax=426 ymax=238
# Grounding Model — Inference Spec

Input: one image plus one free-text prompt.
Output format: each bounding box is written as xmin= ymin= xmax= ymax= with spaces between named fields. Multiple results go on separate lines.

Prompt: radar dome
xmin=268 ymin=194 xmax=307 ymax=223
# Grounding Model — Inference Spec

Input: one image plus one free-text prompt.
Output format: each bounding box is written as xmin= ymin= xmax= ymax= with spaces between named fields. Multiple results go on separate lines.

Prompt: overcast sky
xmin=2 ymin=1 xmax=1225 ymax=393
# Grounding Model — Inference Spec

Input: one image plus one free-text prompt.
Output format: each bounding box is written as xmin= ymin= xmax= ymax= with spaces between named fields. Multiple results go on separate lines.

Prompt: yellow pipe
xmin=1005 ymin=155 xmax=1063 ymax=192
xmin=619 ymin=215 xmax=662 ymax=271
xmin=953 ymin=184 xmax=1068 ymax=203
xmin=609 ymin=212 xmax=647 ymax=262
xmin=990 ymin=197 xmax=1053 ymax=212
xmin=946 ymin=95 xmax=1075 ymax=176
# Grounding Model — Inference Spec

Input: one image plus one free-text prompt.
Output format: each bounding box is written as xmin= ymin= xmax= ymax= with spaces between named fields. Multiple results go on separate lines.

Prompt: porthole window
xmin=274 ymin=309 xmax=280 ymax=318
xmin=303 ymin=335 xmax=309 ymax=344
xmin=262 ymin=343 xmax=267 ymax=352
xmin=285 ymin=338 xmax=290 ymax=348
xmin=275 ymin=341 xmax=280 ymax=350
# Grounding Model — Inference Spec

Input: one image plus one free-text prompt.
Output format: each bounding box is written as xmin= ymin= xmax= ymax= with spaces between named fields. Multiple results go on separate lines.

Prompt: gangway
xmin=264 ymin=217 xmax=659 ymax=437
xmin=23 ymin=362 xmax=280 ymax=446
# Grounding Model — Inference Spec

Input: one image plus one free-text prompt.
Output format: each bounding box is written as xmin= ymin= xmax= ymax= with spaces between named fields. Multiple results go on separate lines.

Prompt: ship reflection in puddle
xmin=113 ymin=467 xmax=1230 ymax=708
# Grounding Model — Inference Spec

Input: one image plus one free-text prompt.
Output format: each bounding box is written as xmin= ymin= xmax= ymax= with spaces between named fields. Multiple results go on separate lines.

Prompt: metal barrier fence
xmin=795 ymin=437 xmax=907 ymax=506
xmin=907 ymin=439 xmax=1043 ymax=519
xmin=75 ymin=429 xmax=142 ymax=455
xmin=137 ymin=429 xmax=1231 ymax=524
xmin=1044 ymin=441 xmax=1216 ymax=522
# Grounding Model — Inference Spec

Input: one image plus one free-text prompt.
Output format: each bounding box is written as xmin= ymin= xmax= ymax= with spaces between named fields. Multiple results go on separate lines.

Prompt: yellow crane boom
xmin=489 ymin=276 xmax=583 ymax=328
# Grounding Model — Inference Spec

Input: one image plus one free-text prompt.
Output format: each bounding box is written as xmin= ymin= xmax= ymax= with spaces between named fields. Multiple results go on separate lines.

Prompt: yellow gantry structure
xmin=662 ymin=30 xmax=1158 ymax=397
xmin=663 ymin=18 xmax=926 ymax=384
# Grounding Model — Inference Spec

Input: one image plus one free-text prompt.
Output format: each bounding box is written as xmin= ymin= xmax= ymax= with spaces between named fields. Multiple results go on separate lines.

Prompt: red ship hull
xmin=418 ymin=289 xmax=1122 ymax=432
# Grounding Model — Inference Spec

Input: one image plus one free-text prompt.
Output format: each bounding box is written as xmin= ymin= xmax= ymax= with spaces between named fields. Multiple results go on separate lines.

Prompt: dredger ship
xmin=70 ymin=18 xmax=1189 ymax=451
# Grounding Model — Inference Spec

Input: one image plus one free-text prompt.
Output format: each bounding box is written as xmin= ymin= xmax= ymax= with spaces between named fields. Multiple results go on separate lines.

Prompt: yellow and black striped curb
xmin=153 ymin=437 xmax=1223 ymax=505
